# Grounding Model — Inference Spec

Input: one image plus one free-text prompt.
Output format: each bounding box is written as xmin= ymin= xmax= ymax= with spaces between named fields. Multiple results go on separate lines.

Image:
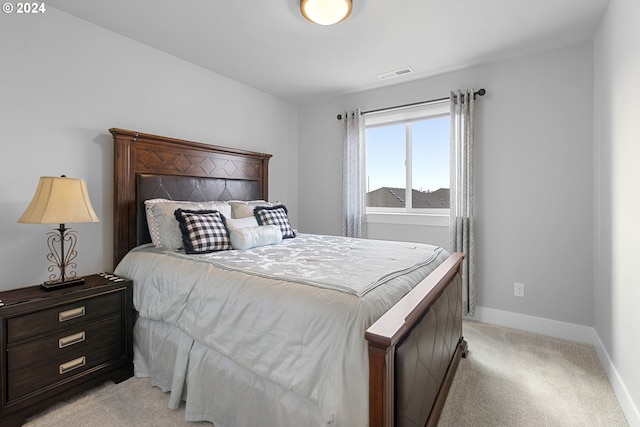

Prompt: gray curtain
xmin=341 ymin=109 xmax=367 ymax=238
xmin=450 ymin=90 xmax=476 ymax=316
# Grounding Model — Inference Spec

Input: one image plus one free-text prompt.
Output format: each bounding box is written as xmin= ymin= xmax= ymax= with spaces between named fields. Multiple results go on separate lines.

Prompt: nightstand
xmin=0 ymin=274 xmax=134 ymax=426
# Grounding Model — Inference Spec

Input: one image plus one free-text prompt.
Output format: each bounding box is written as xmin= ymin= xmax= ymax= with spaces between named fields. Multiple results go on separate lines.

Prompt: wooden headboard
xmin=111 ymin=128 xmax=272 ymax=267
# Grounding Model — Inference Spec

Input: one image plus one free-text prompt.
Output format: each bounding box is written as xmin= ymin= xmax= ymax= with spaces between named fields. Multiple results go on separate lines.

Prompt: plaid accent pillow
xmin=174 ymin=209 xmax=231 ymax=254
xmin=145 ymin=199 xmax=232 ymax=249
xmin=254 ymin=205 xmax=296 ymax=239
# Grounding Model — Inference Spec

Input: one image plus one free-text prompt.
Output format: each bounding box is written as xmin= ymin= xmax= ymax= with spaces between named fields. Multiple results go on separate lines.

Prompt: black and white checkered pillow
xmin=254 ymin=205 xmax=296 ymax=239
xmin=174 ymin=209 xmax=231 ymax=254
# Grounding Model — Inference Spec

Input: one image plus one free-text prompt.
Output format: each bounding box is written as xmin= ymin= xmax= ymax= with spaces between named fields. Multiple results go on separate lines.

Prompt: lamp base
xmin=41 ymin=277 xmax=85 ymax=291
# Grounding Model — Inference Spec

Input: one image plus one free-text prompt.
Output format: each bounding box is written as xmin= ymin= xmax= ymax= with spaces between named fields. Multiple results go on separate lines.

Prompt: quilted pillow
xmin=229 ymin=225 xmax=282 ymax=250
xmin=254 ymin=205 xmax=296 ymax=239
xmin=174 ymin=209 xmax=231 ymax=254
xmin=145 ymin=199 xmax=231 ymax=249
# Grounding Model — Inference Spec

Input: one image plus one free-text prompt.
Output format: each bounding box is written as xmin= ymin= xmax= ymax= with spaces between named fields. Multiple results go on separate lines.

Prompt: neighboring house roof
xmin=367 ymin=187 xmax=450 ymax=208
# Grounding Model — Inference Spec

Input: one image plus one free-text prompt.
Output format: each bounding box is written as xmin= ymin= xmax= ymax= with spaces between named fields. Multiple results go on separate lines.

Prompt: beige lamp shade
xmin=18 ymin=176 xmax=100 ymax=224
xmin=301 ymin=0 xmax=352 ymax=25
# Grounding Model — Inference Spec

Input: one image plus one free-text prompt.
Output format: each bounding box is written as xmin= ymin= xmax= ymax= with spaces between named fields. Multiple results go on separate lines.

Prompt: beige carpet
xmin=24 ymin=321 xmax=628 ymax=426
xmin=438 ymin=321 xmax=628 ymax=427
xmin=24 ymin=376 xmax=211 ymax=427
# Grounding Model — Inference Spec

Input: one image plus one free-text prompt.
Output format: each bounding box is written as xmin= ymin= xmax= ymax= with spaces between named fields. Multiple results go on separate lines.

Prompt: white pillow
xmin=229 ymin=225 xmax=282 ymax=250
xmin=145 ymin=199 xmax=232 ymax=249
xmin=225 ymin=216 xmax=259 ymax=232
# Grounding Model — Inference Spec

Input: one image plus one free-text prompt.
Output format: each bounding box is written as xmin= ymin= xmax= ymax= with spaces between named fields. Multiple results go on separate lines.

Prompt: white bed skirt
xmin=133 ymin=317 xmax=332 ymax=427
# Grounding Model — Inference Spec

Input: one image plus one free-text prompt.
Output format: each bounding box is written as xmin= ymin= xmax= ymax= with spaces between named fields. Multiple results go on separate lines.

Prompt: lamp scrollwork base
xmin=41 ymin=224 xmax=85 ymax=291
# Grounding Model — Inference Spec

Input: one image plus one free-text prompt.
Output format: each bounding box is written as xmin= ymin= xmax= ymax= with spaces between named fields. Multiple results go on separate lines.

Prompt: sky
xmin=365 ymin=115 xmax=450 ymax=193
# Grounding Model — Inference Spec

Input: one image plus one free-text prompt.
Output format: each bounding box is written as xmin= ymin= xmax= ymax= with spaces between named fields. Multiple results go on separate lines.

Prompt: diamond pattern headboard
xmin=111 ymin=128 xmax=272 ymax=267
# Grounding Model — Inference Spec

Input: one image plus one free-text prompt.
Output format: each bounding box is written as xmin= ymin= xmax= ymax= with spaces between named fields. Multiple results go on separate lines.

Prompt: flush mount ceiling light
xmin=301 ymin=0 xmax=353 ymax=25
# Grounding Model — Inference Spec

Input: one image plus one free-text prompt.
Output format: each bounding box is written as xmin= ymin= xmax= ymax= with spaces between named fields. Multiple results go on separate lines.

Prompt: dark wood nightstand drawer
xmin=7 ymin=315 xmax=123 ymax=402
xmin=6 ymin=291 xmax=122 ymax=344
xmin=0 ymin=275 xmax=134 ymax=427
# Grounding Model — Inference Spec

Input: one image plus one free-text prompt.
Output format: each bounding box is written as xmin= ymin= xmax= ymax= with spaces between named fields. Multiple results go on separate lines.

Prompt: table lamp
xmin=18 ymin=175 xmax=100 ymax=290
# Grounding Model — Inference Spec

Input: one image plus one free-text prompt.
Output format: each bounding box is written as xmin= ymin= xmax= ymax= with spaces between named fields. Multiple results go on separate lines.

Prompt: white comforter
xmin=115 ymin=234 xmax=449 ymax=426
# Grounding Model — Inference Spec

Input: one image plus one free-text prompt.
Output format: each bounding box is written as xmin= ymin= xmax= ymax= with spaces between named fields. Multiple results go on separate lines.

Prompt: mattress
xmin=115 ymin=233 xmax=449 ymax=426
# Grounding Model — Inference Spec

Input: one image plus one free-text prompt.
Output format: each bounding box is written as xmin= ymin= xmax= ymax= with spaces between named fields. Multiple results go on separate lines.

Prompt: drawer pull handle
xmin=59 ymin=356 xmax=86 ymax=375
xmin=58 ymin=306 xmax=85 ymax=322
xmin=59 ymin=331 xmax=85 ymax=348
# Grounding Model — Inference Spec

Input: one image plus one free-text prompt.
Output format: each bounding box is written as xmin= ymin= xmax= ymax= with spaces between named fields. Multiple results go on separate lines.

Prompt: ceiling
xmin=46 ymin=0 xmax=610 ymax=105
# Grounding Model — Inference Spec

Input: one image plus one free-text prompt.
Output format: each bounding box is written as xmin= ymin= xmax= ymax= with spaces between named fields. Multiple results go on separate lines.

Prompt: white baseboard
xmin=466 ymin=306 xmax=598 ymax=344
xmin=591 ymin=330 xmax=640 ymax=427
xmin=466 ymin=306 xmax=640 ymax=427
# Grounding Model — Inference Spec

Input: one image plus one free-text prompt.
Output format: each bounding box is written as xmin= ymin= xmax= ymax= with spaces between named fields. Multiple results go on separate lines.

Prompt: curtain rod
xmin=336 ymin=88 xmax=486 ymax=120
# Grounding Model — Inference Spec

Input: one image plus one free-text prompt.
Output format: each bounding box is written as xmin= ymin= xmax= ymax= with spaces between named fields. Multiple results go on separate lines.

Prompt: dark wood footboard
xmin=366 ymin=253 xmax=465 ymax=427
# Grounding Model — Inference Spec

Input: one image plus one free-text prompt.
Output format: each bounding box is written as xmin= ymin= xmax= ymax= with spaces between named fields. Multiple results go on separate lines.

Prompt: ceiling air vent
xmin=378 ymin=67 xmax=414 ymax=80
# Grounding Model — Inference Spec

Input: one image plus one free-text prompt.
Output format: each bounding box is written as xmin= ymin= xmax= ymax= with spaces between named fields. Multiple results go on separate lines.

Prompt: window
xmin=365 ymin=100 xmax=450 ymax=215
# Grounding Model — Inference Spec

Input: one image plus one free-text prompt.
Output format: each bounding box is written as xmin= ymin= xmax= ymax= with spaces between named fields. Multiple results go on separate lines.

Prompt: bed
xmin=110 ymin=128 xmax=467 ymax=427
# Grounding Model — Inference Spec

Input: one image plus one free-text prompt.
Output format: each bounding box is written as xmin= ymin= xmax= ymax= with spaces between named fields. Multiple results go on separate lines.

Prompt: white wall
xmin=594 ymin=0 xmax=640 ymax=423
xmin=299 ymin=43 xmax=594 ymax=326
xmin=0 ymin=8 xmax=299 ymax=290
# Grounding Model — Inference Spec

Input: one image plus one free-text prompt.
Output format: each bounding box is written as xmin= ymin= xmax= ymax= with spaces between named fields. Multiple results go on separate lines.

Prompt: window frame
xmin=364 ymin=100 xmax=450 ymax=219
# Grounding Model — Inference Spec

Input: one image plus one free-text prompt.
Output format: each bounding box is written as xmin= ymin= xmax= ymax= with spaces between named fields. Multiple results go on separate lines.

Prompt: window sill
xmin=366 ymin=212 xmax=449 ymax=227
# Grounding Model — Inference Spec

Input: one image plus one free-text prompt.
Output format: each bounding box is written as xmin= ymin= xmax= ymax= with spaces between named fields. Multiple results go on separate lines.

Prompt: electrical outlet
xmin=514 ymin=282 xmax=525 ymax=298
